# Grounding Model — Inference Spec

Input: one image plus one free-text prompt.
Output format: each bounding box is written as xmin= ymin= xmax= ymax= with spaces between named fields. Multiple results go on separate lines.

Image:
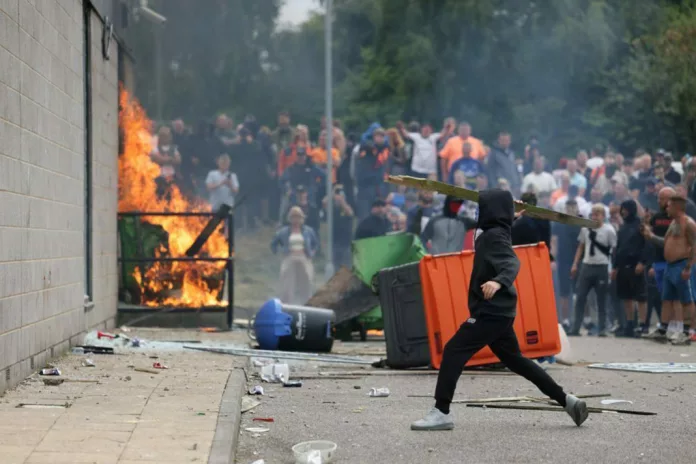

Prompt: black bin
xmin=254 ymin=299 xmax=336 ymax=353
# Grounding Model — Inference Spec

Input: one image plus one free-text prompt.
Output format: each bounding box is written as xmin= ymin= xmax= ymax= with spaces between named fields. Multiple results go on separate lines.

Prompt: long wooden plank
xmin=387 ymin=175 xmax=601 ymax=229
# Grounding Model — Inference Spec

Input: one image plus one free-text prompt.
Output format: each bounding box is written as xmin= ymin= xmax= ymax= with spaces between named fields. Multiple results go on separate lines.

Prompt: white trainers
xmin=411 ymin=407 xmax=454 ymax=431
xmin=671 ymin=332 xmax=691 ymax=346
xmin=564 ymin=394 xmax=589 ymax=426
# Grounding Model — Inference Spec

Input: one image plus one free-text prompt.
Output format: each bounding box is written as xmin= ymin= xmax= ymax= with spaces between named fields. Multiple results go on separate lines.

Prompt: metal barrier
xmin=117 ymin=207 xmax=235 ymax=329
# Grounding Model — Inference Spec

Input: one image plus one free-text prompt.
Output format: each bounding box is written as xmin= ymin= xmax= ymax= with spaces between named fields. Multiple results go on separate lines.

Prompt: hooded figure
xmin=421 ymin=196 xmax=476 ymax=254
xmin=469 ymin=189 xmax=521 ymax=317
xmin=411 ymin=188 xmax=588 ymax=432
xmin=614 ymin=199 xmax=649 ymax=270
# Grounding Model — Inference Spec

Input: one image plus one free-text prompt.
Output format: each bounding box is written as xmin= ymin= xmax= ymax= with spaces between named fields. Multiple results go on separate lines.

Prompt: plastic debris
xmin=40 ymin=368 xmax=61 ymax=376
xmin=283 ymin=380 xmax=303 ymax=388
xmin=71 ymin=347 xmax=85 ymax=354
xmin=260 ymin=364 xmax=290 ymax=383
xmin=152 ymin=362 xmax=168 ymax=369
xmin=252 ymin=417 xmax=274 ymax=422
xmin=307 ymin=450 xmax=323 ymax=464
xmin=131 ymin=338 xmax=141 ymax=347
xmin=241 ymin=397 xmax=262 ymax=413
xmin=601 ymin=399 xmax=634 ymax=405
xmin=97 ymin=331 xmax=116 ymax=340
xmin=245 ymin=426 xmax=270 ymax=433
xmin=250 ymin=460 xmax=265 ymax=464
xmin=249 ymin=385 xmax=265 ymax=396
xmin=368 ymin=387 xmax=390 ymax=397
xmin=82 ymin=359 xmax=95 ymax=367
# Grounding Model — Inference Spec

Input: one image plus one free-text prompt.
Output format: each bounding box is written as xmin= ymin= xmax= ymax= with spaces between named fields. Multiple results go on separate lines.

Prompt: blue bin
xmin=253 ymin=299 xmax=335 ymax=353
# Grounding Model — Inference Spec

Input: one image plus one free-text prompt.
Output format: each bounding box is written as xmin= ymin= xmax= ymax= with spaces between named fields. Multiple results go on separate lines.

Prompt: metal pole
xmin=154 ymin=24 xmax=163 ymax=122
xmin=226 ymin=211 xmax=235 ymax=330
xmin=324 ymin=0 xmax=335 ymax=279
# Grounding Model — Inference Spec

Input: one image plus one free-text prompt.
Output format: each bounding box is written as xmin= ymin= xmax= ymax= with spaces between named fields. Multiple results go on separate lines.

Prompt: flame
xmin=118 ymin=89 xmax=227 ymax=307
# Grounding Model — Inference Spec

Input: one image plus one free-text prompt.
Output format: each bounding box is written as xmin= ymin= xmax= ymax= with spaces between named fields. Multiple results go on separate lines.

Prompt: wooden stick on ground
xmin=386 ymin=175 xmax=601 ymax=229
xmin=466 ymin=403 xmax=656 ymax=416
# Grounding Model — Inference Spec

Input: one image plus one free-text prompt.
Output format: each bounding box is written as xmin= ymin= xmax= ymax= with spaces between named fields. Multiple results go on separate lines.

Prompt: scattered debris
xmin=71 ymin=347 xmax=85 ymax=354
xmin=40 ymin=368 xmax=61 ymax=376
xmin=184 ymin=345 xmax=375 ymax=365
xmin=17 ymin=402 xmax=71 ymax=409
xmin=124 ymin=376 xmax=132 ymax=381
xmin=120 ymin=326 xmax=131 ymax=333
xmin=197 ymin=412 xmax=206 ymax=416
xmin=134 ymin=367 xmax=160 ymax=375
xmin=588 ymin=363 xmax=696 ymax=373
xmin=466 ymin=403 xmax=657 ymax=416
xmin=191 ymin=443 xmax=198 ymax=451
xmin=241 ymin=397 xmax=262 ymax=413
xmin=368 ymin=387 xmax=390 ymax=398
xmin=252 ymin=417 xmax=274 ymax=422
xmin=131 ymin=338 xmax=142 ymax=347
xmin=152 ymin=362 xmax=168 ymax=369
xmin=82 ymin=359 xmax=95 ymax=367
xmin=249 ymin=386 xmax=265 ymax=396
xmin=352 ymin=407 xmax=364 ymax=413
xmin=250 ymin=460 xmax=265 ymax=464
xmin=42 ymin=378 xmax=64 ymax=386
xmin=261 ymin=364 xmax=290 ymax=383
xmin=77 ymin=346 xmax=114 ymax=355
xmin=245 ymin=426 xmax=270 ymax=433
xmin=292 ymin=440 xmax=337 ymax=464
xmin=601 ymin=399 xmax=634 ymax=406
xmin=353 ymin=386 xmax=361 ymax=390
xmin=97 ymin=331 xmax=117 ymax=340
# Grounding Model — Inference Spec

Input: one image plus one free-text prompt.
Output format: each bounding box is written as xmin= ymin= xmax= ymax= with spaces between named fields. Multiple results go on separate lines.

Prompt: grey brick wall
xmin=0 ymin=0 xmax=118 ymax=393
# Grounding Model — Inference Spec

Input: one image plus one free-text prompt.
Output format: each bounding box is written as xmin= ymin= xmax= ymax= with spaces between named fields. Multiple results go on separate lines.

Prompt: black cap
xmin=372 ymin=199 xmax=386 ymax=208
xmin=295 ymin=184 xmax=307 ymax=193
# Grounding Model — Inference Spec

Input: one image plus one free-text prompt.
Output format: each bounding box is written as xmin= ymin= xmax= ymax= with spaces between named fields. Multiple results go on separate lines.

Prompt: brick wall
xmin=0 ymin=0 xmax=119 ymax=393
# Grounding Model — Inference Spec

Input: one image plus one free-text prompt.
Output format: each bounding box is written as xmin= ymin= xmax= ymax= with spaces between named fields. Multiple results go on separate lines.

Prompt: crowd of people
xmin=150 ymin=112 xmax=696 ymax=340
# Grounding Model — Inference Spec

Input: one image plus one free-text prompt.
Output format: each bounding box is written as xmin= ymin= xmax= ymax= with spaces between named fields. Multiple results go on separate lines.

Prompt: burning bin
xmin=253 ymin=299 xmax=336 ymax=353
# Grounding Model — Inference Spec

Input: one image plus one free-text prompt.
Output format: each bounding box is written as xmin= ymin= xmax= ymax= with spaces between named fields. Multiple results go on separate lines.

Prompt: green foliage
xmin=130 ymin=0 xmax=696 ymax=157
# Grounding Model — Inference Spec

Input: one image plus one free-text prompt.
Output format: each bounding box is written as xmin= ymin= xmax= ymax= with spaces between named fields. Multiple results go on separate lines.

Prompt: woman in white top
xmin=270 ymin=207 xmax=319 ymax=304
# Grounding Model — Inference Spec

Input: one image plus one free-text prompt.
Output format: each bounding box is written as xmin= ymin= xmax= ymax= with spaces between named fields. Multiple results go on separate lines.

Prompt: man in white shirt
xmin=586 ymin=145 xmax=605 ymax=170
xmin=522 ymin=157 xmax=557 ymax=195
xmin=568 ymin=204 xmax=617 ymax=336
xmin=554 ymin=185 xmax=592 ymax=218
xmin=399 ymin=122 xmax=442 ymax=178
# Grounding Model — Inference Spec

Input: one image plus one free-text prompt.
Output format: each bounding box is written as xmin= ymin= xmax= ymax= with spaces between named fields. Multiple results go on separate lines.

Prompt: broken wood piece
xmin=134 ymin=367 xmax=160 ymax=374
xmin=466 ymin=403 xmax=656 ymax=415
xmin=386 ymin=175 xmax=601 ymax=228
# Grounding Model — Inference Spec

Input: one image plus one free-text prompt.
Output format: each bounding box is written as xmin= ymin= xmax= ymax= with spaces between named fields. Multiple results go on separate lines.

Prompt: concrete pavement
xmin=0 ymin=328 xmax=248 ymax=464
xmin=235 ymin=336 xmax=696 ymax=464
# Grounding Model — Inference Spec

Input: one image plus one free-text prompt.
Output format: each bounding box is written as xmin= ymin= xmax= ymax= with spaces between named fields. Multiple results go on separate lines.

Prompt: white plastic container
xmin=292 ymin=440 xmax=337 ymax=464
xmin=260 ymin=363 xmax=290 ymax=383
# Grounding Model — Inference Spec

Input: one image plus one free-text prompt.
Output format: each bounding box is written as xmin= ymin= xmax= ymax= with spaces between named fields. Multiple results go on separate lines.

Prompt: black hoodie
xmin=613 ymin=199 xmax=649 ymax=268
xmin=469 ymin=189 xmax=520 ymax=318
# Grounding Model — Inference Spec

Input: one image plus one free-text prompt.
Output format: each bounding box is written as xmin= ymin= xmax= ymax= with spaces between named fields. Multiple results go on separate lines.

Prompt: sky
xmin=277 ymin=0 xmax=321 ymax=29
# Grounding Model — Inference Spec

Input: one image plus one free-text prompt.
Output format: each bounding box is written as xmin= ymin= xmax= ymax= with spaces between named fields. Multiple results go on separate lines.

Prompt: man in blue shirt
xmin=448 ymin=142 xmax=484 ymax=188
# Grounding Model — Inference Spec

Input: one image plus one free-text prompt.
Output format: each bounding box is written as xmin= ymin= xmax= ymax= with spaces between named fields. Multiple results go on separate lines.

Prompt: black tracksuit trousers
xmin=434 ymin=313 xmax=567 ymax=413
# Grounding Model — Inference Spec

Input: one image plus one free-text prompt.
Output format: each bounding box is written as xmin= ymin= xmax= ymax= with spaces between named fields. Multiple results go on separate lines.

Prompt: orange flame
xmin=118 ymin=89 xmax=227 ymax=307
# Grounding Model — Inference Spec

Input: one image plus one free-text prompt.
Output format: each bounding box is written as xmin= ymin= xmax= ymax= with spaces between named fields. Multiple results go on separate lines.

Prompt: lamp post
xmin=324 ymin=0 xmax=335 ymax=279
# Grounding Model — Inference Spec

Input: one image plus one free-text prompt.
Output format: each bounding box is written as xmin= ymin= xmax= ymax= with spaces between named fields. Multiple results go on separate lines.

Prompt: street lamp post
xmin=324 ymin=0 xmax=335 ymax=279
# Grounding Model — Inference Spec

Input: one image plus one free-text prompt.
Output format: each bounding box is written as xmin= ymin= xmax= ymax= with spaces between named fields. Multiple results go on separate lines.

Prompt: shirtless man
xmin=642 ymin=196 xmax=696 ymax=345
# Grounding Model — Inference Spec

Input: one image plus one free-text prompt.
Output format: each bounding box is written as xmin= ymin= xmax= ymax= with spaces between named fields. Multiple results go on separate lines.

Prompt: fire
xmin=118 ymin=89 xmax=227 ymax=307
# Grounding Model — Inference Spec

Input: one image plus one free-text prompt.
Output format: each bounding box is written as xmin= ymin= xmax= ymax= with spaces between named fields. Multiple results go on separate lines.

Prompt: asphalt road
xmin=235 ymin=336 xmax=696 ymax=464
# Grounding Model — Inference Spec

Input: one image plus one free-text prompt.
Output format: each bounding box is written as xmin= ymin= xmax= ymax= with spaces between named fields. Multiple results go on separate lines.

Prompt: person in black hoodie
xmin=612 ymin=199 xmax=650 ymax=337
xmin=411 ymin=189 xmax=588 ymax=431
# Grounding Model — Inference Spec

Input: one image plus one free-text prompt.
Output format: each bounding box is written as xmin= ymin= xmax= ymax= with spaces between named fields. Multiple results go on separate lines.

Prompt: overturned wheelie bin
xmin=306 ymin=233 xmax=426 ymax=341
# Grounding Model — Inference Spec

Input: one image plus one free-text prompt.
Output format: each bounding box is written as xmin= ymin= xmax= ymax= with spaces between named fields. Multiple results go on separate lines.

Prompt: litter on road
xmin=466 ymin=403 xmax=656 ymax=416
xmin=588 ymin=362 xmax=696 ymax=373
xmin=601 ymin=399 xmax=634 ymax=405
xmin=249 ymin=386 xmax=265 ymax=395
xmin=368 ymin=387 xmax=390 ymax=397
xmin=241 ymin=397 xmax=261 ymax=413
xmin=184 ymin=345 xmax=376 ymax=365
xmin=134 ymin=367 xmax=160 ymax=374
xmin=245 ymin=426 xmax=270 ymax=433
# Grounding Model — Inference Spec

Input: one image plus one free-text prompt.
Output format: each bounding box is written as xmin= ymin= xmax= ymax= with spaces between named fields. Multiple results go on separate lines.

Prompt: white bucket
xmin=292 ymin=440 xmax=337 ymax=464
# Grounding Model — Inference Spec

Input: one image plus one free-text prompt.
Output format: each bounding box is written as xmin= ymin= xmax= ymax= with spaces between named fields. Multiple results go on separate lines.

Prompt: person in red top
xmin=439 ymin=122 xmax=485 ymax=181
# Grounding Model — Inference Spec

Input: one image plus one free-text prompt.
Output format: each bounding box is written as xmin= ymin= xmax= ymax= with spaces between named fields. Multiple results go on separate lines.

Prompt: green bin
xmin=350 ymin=233 xmax=426 ymax=332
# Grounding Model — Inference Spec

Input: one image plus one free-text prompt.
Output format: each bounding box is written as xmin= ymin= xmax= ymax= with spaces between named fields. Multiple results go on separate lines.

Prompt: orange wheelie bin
xmin=420 ymin=242 xmax=560 ymax=369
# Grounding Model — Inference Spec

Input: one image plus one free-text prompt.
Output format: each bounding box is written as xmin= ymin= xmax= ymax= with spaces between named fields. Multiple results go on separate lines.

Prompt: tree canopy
xmin=129 ymin=0 xmax=696 ymax=158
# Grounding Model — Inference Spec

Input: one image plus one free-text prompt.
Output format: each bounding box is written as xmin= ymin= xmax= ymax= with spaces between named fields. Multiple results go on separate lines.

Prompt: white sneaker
xmin=411 ymin=407 xmax=454 ymax=431
xmin=671 ymin=332 xmax=691 ymax=346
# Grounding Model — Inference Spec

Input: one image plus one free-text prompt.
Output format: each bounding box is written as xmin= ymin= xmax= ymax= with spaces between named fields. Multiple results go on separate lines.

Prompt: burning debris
xmin=118 ymin=90 xmax=227 ymax=307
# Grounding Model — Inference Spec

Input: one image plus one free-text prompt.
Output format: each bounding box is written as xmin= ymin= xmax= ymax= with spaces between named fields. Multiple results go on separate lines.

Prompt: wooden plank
xmin=465 ymin=403 xmax=656 ymax=416
xmin=386 ymin=175 xmax=601 ymax=229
